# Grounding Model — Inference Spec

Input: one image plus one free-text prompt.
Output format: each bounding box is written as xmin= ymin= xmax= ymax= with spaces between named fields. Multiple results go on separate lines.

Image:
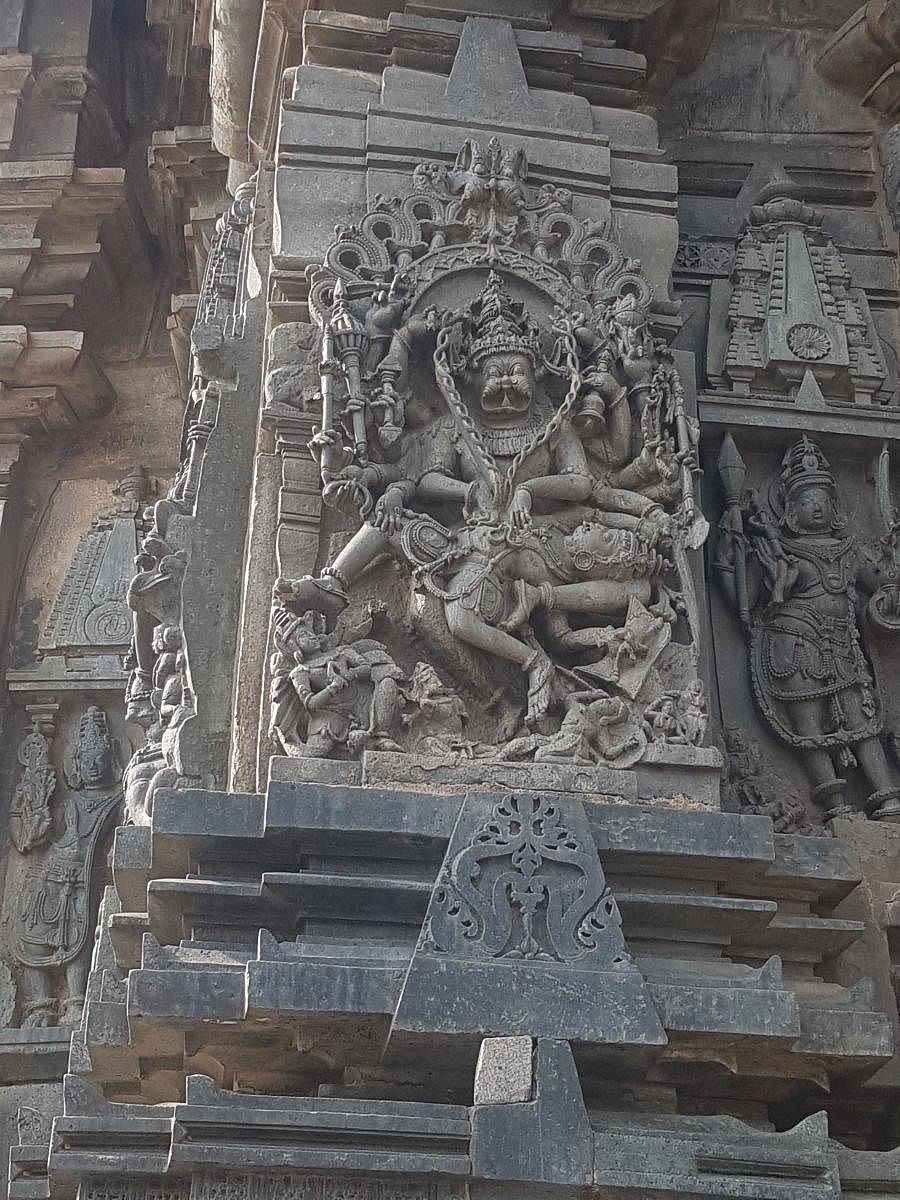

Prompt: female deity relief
xmin=9 ymin=706 xmax=122 ymax=1027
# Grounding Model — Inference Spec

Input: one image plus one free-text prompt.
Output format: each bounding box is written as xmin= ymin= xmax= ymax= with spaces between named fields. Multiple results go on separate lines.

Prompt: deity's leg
xmin=330 ymin=524 xmax=391 ymax=579
xmin=445 ymin=601 xmax=552 ymax=724
xmin=369 ymin=677 xmax=403 ymax=749
xmin=829 ymin=688 xmax=900 ymax=818
xmin=547 ymin=579 xmax=652 ymax=615
xmin=784 ymin=699 xmax=848 ymax=816
xmin=503 ymin=580 xmax=550 ymax=631
xmin=19 ymin=965 xmax=56 ymax=1027
xmin=277 ymin=525 xmax=389 ymax=616
xmin=62 ymin=957 xmax=89 ymax=1026
xmin=504 ymin=578 xmax=651 ymax=633
xmin=854 ymin=736 xmax=900 ymax=818
xmin=446 ymin=601 xmax=535 ymax=667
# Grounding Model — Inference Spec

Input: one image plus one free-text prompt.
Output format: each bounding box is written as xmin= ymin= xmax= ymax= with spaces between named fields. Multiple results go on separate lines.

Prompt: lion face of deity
xmin=785 ymin=484 xmax=837 ymax=534
xmin=478 ymin=351 xmax=535 ymax=425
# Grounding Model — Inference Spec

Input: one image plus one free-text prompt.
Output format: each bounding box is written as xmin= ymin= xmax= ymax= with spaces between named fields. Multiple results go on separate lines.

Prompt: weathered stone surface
xmin=471 ymin=1039 xmax=591 ymax=1183
xmin=393 ymin=791 xmax=666 ymax=1047
xmin=473 ymin=1036 xmax=532 ymax=1105
xmin=4 ymin=3 xmax=900 ymax=1200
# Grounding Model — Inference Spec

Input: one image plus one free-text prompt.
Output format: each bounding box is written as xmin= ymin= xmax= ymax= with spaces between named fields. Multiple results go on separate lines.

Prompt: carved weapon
xmin=666 ymin=364 xmax=708 ymax=550
xmin=869 ymin=440 xmax=900 ymax=630
xmin=876 ymin=441 xmax=896 ymax=531
xmin=329 ymin=279 xmax=370 ymax=464
xmin=316 ymin=322 xmax=339 ymax=487
xmin=717 ymin=432 xmax=750 ymax=628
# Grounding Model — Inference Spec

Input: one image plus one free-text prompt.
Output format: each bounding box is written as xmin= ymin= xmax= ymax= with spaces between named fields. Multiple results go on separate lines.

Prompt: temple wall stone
xmin=6 ymin=2 xmax=900 ymax=1199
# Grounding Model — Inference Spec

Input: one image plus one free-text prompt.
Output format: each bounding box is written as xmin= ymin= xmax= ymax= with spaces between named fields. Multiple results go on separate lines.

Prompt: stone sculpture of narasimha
xmin=272 ymin=138 xmax=710 ymax=768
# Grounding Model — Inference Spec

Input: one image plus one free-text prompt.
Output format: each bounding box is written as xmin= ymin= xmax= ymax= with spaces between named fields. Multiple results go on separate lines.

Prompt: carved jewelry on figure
xmin=272 ymin=137 xmax=710 ymax=769
xmin=11 ymin=707 xmax=123 ymax=1027
xmin=716 ymin=433 xmax=900 ymax=822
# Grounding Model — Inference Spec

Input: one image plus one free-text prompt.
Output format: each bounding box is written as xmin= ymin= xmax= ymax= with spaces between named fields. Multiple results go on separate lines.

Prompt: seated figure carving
xmin=271 ymin=139 xmax=710 ymax=768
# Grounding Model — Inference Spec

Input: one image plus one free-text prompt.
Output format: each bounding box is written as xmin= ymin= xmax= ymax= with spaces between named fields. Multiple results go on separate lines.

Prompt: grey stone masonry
xmin=7 ymin=3 xmax=900 ymax=1200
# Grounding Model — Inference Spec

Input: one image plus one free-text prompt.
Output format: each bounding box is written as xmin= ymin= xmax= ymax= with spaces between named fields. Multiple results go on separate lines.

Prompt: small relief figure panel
xmin=715 ymin=433 xmax=900 ymax=824
xmin=270 ymin=136 xmax=713 ymax=775
xmin=1 ymin=705 xmax=124 ymax=1028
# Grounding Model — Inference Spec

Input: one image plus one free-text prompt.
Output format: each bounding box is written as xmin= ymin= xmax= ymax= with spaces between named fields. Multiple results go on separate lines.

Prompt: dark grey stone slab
xmin=392 ymin=792 xmax=665 ymax=1047
xmin=471 ymin=1039 xmax=591 ymax=1184
xmin=185 ymin=1073 xmax=469 ymax=1121
xmin=835 ymin=1143 xmax=900 ymax=1192
xmin=768 ymin=833 xmax=863 ymax=903
xmin=111 ymin=824 xmax=153 ymax=911
xmin=795 ymin=1004 xmax=893 ymax=1067
xmin=128 ymin=967 xmax=246 ymax=1024
xmin=246 ymin=959 xmax=403 ymax=1019
xmin=169 ymin=1085 xmax=471 ymax=1174
xmin=264 ymin=779 xmax=461 ymax=848
xmin=152 ymin=787 xmax=266 ymax=839
xmin=269 ymin=755 xmax=363 ymax=787
xmin=0 ymin=1029 xmax=70 ymax=1086
xmin=592 ymin=1110 xmax=836 ymax=1200
xmin=646 ymin=978 xmax=800 ymax=1041
xmin=592 ymin=804 xmax=775 ymax=877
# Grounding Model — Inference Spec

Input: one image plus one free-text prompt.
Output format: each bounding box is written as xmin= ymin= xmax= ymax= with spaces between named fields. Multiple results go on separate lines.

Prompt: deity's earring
xmin=572 ymin=550 xmax=596 ymax=572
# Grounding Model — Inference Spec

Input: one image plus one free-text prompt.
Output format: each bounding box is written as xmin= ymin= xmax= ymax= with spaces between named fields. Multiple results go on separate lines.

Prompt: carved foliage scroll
xmin=424 ymin=793 xmax=629 ymax=967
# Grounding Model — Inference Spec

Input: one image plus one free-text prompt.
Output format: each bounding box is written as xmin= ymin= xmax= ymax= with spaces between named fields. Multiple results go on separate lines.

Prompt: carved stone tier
xmin=120 ymin=168 xmax=271 ymax=825
xmin=79 ymin=777 xmax=892 ymax=1102
xmin=272 ymin=750 xmax=724 ymax=810
xmin=272 ymin=14 xmax=678 ymax=306
xmin=27 ymin=1066 xmax=896 ymax=1200
xmin=7 ymin=470 xmax=152 ymax=695
xmin=147 ymin=126 xmax=229 ymax=289
xmin=10 ymin=5 xmax=900 ymax=1200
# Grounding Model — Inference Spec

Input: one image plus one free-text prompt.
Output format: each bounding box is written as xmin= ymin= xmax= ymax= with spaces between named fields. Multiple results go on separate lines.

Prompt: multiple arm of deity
xmin=278 ymin=264 xmax=710 ymax=736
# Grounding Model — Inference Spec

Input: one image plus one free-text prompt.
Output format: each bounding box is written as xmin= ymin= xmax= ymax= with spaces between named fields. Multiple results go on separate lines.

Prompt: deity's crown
xmin=780 ymin=435 xmax=835 ymax=499
xmin=467 ymin=271 xmax=541 ymax=367
xmin=79 ymin=706 xmax=111 ymax=753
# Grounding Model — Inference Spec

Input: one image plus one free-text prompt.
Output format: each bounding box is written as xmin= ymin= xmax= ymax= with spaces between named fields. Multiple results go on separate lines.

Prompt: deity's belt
xmin=763 ymin=603 xmax=851 ymax=639
xmin=758 ymin=603 xmax=869 ymax=700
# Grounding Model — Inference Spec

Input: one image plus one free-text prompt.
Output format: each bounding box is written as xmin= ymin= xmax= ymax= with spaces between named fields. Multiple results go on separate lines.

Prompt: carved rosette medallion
xmin=786 ymin=323 xmax=832 ymax=361
xmin=84 ymin=601 xmax=133 ymax=644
